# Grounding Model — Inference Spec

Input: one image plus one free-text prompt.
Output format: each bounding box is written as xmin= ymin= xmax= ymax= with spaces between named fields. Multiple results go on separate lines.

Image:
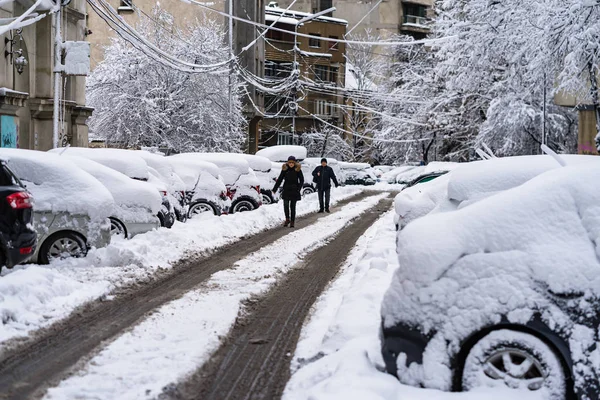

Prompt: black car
xmin=0 ymin=160 xmax=36 ymax=272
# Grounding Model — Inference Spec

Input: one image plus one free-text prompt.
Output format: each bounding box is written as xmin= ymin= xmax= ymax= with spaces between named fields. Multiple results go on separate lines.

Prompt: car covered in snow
xmin=51 ymin=147 xmax=176 ymax=229
xmin=231 ymin=154 xmax=279 ymax=205
xmin=339 ymin=162 xmax=377 ymax=186
xmin=61 ymin=156 xmax=162 ymax=238
xmin=0 ymin=149 xmax=112 ymax=264
xmin=0 ymin=159 xmax=36 ymax=271
xmin=166 ymin=157 xmax=230 ymax=217
xmin=173 ymin=153 xmax=262 ymax=213
xmin=380 ymin=165 xmax=416 ymax=184
xmin=381 ymin=162 xmax=600 ymax=400
xmin=256 ymin=145 xmax=307 ymax=163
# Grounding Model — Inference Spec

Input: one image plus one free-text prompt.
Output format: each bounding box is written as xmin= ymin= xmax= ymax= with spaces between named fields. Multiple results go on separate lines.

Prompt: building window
xmin=119 ymin=0 xmax=133 ymax=9
xmin=316 ymin=100 xmax=329 ymax=116
xmin=329 ymin=66 xmax=338 ymax=83
xmin=314 ymin=65 xmax=328 ymax=82
xmin=403 ymin=3 xmax=428 ymax=24
xmin=265 ymin=61 xmax=293 ymax=79
xmin=319 ymin=0 xmax=333 ymax=13
xmin=278 ymin=132 xmax=294 ymax=145
xmin=329 ymin=36 xmax=339 ymax=51
xmin=309 ymin=34 xmax=321 ymax=48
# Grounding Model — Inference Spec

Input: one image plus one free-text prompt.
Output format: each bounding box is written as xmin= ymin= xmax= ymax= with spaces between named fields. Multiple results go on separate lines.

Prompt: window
xmin=265 ymin=61 xmax=293 ymax=78
xmin=403 ymin=3 xmax=426 ymax=17
xmin=309 ymin=34 xmax=321 ymax=48
xmin=266 ymin=29 xmax=283 ymax=41
xmin=265 ymin=94 xmax=291 ymax=115
xmin=316 ymin=100 xmax=330 ymax=116
xmin=329 ymin=66 xmax=338 ymax=83
xmin=119 ymin=0 xmax=133 ymax=9
xmin=278 ymin=132 xmax=293 ymax=145
xmin=314 ymin=65 xmax=328 ymax=82
xmin=328 ymin=36 xmax=339 ymax=51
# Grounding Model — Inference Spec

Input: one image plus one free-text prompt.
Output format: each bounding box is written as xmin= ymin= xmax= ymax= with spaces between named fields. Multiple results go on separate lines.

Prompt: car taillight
xmin=19 ymin=246 xmax=33 ymax=255
xmin=160 ymin=191 xmax=167 ymax=197
xmin=254 ymin=185 xmax=260 ymax=194
xmin=226 ymin=187 xmax=236 ymax=200
xmin=6 ymin=192 xmax=33 ymax=209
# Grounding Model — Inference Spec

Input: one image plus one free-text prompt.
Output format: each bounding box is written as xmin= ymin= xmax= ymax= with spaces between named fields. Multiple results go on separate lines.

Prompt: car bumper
xmin=125 ymin=219 xmax=161 ymax=238
xmin=381 ymin=322 xmax=431 ymax=377
xmin=3 ymin=231 xmax=37 ymax=268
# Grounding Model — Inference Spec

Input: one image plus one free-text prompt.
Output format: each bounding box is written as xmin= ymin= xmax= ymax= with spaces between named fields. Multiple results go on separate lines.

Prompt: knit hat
xmin=288 ymin=156 xmax=297 ymax=162
xmin=321 ymin=158 xmax=328 ymax=164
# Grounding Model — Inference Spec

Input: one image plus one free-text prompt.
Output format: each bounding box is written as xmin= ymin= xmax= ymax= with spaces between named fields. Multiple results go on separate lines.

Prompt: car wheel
xmin=188 ymin=201 xmax=217 ymax=218
xmin=109 ymin=217 xmax=128 ymax=238
xmin=231 ymin=199 xmax=255 ymax=213
xmin=261 ymin=193 xmax=273 ymax=205
xmin=302 ymin=187 xmax=315 ymax=196
xmin=39 ymin=232 xmax=87 ymax=265
xmin=461 ymin=330 xmax=566 ymax=399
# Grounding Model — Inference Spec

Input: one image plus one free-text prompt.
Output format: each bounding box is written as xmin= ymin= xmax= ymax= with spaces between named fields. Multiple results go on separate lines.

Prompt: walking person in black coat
xmin=273 ymin=156 xmax=304 ymax=228
xmin=312 ymin=158 xmax=339 ymax=213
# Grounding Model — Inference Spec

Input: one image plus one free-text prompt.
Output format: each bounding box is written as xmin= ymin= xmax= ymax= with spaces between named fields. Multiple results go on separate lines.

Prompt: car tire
xmin=39 ymin=231 xmax=87 ymax=265
xmin=302 ymin=187 xmax=315 ymax=196
xmin=0 ymin=249 xmax=5 ymax=273
xmin=461 ymin=330 xmax=566 ymax=399
xmin=188 ymin=201 xmax=218 ymax=218
xmin=261 ymin=192 xmax=273 ymax=205
xmin=109 ymin=217 xmax=128 ymax=239
xmin=231 ymin=199 xmax=256 ymax=213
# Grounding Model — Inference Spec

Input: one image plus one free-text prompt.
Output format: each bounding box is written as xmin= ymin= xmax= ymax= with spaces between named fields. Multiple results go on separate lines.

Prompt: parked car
xmin=61 ymin=156 xmax=162 ymax=238
xmin=51 ymin=148 xmax=176 ymax=229
xmin=136 ymin=150 xmax=188 ymax=223
xmin=0 ymin=159 xmax=36 ymax=271
xmin=236 ymin=154 xmax=279 ymax=204
xmin=174 ymin=153 xmax=262 ymax=213
xmin=166 ymin=157 xmax=231 ymax=217
xmin=0 ymin=149 xmax=112 ymax=264
xmin=300 ymin=157 xmax=345 ymax=196
xmin=381 ymin=166 xmax=417 ymax=184
xmin=256 ymin=145 xmax=307 ymax=163
xmin=382 ymin=159 xmax=600 ymax=400
xmin=339 ymin=162 xmax=377 ymax=186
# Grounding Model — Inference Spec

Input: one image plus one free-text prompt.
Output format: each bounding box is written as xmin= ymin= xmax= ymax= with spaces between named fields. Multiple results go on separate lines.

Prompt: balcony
xmin=402 ymin=15 xmax=430 ymax=29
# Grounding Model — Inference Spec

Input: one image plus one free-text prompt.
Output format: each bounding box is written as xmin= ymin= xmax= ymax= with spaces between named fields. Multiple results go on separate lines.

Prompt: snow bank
xmin=0 ymin=149 xmax=113 ymax=220
xmin=43 ymin=193 xmax=387 ymax=400
xmin=0 ymin=187 xmax=364 ymax=349
xmin=256 ymin=145 xmax=308 ymax=162
xmin=284 ymin=212 xmax=536 ymax=400
xmin=50 ymin=148 xmax=149 ymax=181
xmin=382 ymin=164 xmax=600 ymax=391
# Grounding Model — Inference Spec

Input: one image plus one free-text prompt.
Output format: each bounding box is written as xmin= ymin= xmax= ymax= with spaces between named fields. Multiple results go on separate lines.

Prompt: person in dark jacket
xmin=312 ymin=158 xmax=339 ymax=213
xmin=273 ymin=156 xmax=304 ymax=228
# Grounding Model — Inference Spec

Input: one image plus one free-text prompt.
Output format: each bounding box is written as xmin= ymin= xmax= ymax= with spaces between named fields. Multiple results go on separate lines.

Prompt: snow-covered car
xmin=381 ymin=166 xmax=416 ymax=184
xmin=256 ymin=145 xmax=307 ymax=162
xmin=339 ymin=162 xmax=377 ymax=186
xmin=381 ymin=163 xmax=600 ymax=400
xmin=135 ymin=150 xmax=188 ymax=223
xmin=174 ymin=153 xmax=262 ymax=213
xmin=51 ymin=148 xmax=176 ymax=229
xmin=0 ymin=149 xmax=112 ymax=264
xmin=62 ymin=156 xmax=162 ymax=238
xmin=232 ymin=154 xmax=279 ymax=205
xmin=300 ymin=157 xmax=345 ymax=196
xmin=166 ymin=157 xmax=230 ymax=217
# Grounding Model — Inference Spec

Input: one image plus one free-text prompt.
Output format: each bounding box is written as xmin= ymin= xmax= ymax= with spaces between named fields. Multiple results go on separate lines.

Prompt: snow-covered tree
xmin=87 ymin=8 xmax=246 ymax=153
xmin=301 ymin=126 xmax=352 ymax=160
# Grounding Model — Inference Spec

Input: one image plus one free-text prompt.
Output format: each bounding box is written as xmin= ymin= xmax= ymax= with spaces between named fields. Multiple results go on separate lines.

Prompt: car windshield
xmin=0 ymin=161 xmax=23 ymax=187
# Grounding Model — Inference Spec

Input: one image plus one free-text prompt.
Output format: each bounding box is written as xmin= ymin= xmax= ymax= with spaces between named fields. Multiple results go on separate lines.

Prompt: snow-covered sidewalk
xmin=283 ymin=211 xmax=543 ymax=400
xmin=0 ymin=187 xmax=361 ymax=349
xmin=43 ymin=193 xmax=389 ymax=400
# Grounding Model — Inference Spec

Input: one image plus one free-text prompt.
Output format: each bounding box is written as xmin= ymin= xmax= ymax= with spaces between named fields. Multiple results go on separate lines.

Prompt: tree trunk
xmin=422 ymin=133 xmax=436 ymax=164
xmin=321 ymin=130 xmax=330 ymax=157
xmin=588 ymin=63 xmax=600 ymax=150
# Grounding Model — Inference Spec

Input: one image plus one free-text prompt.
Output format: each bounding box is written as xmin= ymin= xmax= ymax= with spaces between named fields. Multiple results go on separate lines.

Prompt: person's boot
xmin=318 ymin=209 xmax=324 ymax=213
xmin=284 ymin=219 xmax=290 ymax=227
xmin=325 ymin=208 xmax=330 ymax=213
xmin=290 ymin=220 xmax=295 ymax=228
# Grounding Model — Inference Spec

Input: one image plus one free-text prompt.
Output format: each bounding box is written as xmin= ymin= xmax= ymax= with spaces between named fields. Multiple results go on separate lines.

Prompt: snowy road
xmin=0 ymin=191 xmax=393 ymax=400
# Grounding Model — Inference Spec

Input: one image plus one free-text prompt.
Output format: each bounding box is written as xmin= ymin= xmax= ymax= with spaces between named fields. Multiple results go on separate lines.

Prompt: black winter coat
xmin=273 ymin=162 xmax=304 ymax=201
xmin=312 ymin=165 xmax=339 ymax=190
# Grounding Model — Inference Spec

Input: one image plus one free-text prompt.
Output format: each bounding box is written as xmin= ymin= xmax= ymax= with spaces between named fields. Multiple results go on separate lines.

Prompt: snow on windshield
xmin=0 ymin=149 xmax=113 ymax=219
xmin=136 ymin=151 xmax=186 ymax=192
xmin=50 ymin=148 xmax=150 ymax=181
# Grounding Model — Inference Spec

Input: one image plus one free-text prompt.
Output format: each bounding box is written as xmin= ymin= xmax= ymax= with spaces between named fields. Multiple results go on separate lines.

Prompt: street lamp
xmin=291 ymin=6 xmax=336 ymax=143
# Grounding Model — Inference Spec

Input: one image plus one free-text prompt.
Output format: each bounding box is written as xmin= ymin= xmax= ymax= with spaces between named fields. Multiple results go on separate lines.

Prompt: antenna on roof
xmin=541 ymin=144 xmax=567 ymax=167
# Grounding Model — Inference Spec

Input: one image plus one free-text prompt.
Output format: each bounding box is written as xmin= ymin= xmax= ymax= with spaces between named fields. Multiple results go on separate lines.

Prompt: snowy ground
xmin=0 ymin=187 xmax=362 ymax=349
xmin=283 ymin=211 xmax=542 ymax=400
xmin=43 ymin=193 xmax=389 ymax=400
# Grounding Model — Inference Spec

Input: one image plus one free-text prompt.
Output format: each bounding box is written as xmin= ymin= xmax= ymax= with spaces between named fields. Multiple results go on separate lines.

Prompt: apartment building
xmin=260 ymin=4 xmax=347 ymax=147
xmin=274 ymin=0 xmax=434 ymax=39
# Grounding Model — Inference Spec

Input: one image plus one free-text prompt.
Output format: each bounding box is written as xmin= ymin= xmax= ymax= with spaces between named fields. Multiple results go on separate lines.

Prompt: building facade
xmin=261 ymin=5 xmax=347 ymax=147
xmin=0 ymin=0 xmax=90 ymax=151
xmin=273 ymin=0 xmax=433 ymax=39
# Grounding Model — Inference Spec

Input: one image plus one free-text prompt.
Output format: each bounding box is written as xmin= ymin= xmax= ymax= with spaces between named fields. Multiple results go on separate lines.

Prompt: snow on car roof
xmin=339 ymin=162 xmax=370 ymax=170
xmin=64 ymin=155 xmax=162 ymax=214
xmin=50 ymin=147 xmax=150 ymax=181
xmin=256 ymin=145 xmax=308 ymax=162
xmin=231 ymin=154 xmax=272 ymax=173
xmin=448 ymin=155 xmax=600 ymax=203
xmin=0 ymin=149 xmax=114 ymax=219
xmin=165 ymin=157 xmax=221 ymax=191
xmin=173 ymin=153 xmax=250 ymax=186
xmin=135 ymin=151 xmax=185 ymax=192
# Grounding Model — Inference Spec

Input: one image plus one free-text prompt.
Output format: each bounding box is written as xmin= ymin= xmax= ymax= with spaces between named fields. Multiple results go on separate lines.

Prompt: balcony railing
xmin=402 ymin=15 xmax=430 ymax=28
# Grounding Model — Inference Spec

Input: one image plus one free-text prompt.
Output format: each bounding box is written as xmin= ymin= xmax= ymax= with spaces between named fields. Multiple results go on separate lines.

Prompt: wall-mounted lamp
xmin=5 ymin=29 xmax=28 ymax=75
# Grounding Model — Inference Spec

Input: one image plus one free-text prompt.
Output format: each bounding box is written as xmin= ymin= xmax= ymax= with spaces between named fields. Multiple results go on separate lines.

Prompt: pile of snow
xmin=382 ymin=164 xmax=600 ymax=392
xmin=50 ymin=148 xmax=149 ymax=181
xmin=0 ymin=149 xmax=113 ymax=220
xmin=256 ymin=145 xmax=307 ymax=162
xmin=0 ymin=186 xmax=364 ymax=347
xmin=64 ymin=156 xmax=162 ymax=222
